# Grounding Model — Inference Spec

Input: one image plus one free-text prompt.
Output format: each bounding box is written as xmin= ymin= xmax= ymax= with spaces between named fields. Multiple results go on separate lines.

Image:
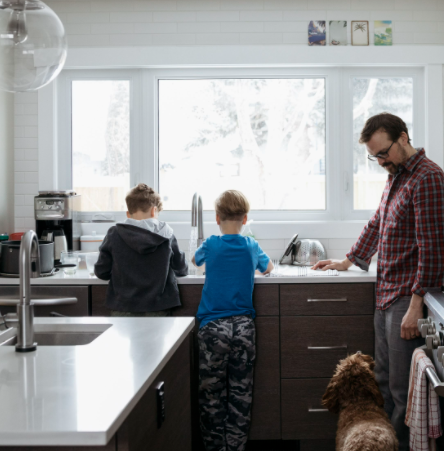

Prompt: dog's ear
xmin=322 ymin=377 xmax=341 ymax=413
xmin=356 ymin=352 xmax=376 ymax=371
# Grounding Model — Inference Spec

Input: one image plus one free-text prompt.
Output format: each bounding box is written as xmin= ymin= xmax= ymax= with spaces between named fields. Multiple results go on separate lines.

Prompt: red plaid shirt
xmin=347 ymin=149 xmax=444 ymax=310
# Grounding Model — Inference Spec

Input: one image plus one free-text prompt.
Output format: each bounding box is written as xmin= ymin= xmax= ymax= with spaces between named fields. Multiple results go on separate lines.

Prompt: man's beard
xmin=382 ymin=162 xmax=399 ymax=175
xmin=382 ymin=143 xmax=409 ymax=175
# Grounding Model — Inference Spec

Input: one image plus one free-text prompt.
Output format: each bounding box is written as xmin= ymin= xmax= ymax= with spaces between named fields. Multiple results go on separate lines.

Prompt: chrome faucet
xmin=191 ymin=192 xmax=204 ymax=247
xmin=0 ymin=230 xmax=78 ymax=352
xmin=16 ymin=230 xmax=40 ymax=352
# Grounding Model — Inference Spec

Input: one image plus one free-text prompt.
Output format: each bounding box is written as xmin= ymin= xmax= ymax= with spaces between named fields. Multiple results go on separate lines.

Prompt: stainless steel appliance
xmin=279 ymin=235 xmax=327 ymax=266
xmin=418 ymin=290 xmax=444 ymax=396
xmin=34 ymin=191 xmax=81 ymax=261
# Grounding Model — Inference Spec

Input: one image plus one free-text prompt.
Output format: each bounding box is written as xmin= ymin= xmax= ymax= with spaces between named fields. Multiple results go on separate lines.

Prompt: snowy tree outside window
xmin=352 ymin=77 xmax=413 ymax=210
xmin=159 ymin=78 xmax=326 ymax=211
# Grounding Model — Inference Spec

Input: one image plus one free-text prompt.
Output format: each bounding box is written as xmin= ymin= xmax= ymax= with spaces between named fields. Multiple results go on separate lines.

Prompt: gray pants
xmin=198 ymin=315 xmax=256 ymax=451
xmin=374 ymin=297 xmax=425 ymax=451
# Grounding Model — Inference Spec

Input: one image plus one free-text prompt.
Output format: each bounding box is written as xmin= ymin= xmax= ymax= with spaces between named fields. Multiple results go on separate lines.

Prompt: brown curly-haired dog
xmin=322 ymin=352 xmax=398 ymax=451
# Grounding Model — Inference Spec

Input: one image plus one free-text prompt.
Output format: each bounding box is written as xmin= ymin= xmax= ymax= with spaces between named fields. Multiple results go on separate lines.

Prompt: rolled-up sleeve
xmin=411 ymin=173 xmax=444 ymax=297
xmin=346 ymin=208 xmax=380 ymax=271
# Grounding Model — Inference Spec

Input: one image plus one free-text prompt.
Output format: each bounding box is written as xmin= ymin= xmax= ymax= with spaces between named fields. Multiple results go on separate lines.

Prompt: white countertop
xmin=0 ymin=317 xmax=195 ymax=446
xmin=0 ymin=263 xmax=377 ymax=285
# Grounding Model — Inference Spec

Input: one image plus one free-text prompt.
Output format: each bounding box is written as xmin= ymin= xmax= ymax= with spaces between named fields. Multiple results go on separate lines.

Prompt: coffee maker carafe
xmin=35 ymin=191 xmax=81 ymax=262
xmin=41 ymin=227 xmax=68 ymax=262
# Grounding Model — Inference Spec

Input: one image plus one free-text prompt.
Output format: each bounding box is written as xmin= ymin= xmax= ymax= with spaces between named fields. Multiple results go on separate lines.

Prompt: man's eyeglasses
xmin=367 ymin=141 xmax=395 ymax=162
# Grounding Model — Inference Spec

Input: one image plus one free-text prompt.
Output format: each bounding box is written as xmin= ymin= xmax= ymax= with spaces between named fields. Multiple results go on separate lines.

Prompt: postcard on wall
xmin=374 ymin=20 xmax=392 ymax=45
xmin=329 ymin=21 xmax=347 ymax=45
xmin=351 ymin=20 xmax=369 ymax=46
xmin=308 ymin=21 xmax=326 ymax=46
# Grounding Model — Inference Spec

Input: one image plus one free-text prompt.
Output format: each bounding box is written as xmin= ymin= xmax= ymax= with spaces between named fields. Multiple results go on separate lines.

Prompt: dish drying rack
xmin=269 ymin=261 xmax=339 ymax=277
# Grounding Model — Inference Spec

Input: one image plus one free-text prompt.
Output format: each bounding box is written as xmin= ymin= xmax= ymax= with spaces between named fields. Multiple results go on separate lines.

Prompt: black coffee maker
xmin=35 ymin=191 xmax=81 ymax=261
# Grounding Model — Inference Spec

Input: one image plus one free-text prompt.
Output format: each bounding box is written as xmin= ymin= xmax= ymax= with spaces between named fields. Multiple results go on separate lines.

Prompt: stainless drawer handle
xmin=0 ymin=297 xmax=78 ymax=306
xmin=307 ymin=346 xmax=348 ymax=350
xmin=308 ymin=408 xmax=329 ymax=413
xmin=307 ymin=298 xmax=347 ymax=302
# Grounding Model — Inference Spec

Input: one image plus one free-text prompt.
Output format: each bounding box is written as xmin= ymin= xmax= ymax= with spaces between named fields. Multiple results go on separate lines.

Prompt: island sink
xmin=0 ymin=323 xmax=111 ymax=347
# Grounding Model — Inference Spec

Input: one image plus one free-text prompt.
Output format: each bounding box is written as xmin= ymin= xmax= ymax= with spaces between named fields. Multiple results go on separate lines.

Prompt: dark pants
xmin=198 ymin=315 xmax=256 ymax=451
xmin=374 ymin=297 xmax=425 ymax=451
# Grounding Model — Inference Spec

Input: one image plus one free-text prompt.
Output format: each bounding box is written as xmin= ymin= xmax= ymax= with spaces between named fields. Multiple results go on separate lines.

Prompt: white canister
xmin=80 ymin=232 xmax=105 ymax=251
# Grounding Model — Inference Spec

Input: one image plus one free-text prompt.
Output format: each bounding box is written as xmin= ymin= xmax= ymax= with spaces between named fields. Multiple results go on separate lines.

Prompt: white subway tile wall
xmin=12 ymin=0 xmax=444 ymax=260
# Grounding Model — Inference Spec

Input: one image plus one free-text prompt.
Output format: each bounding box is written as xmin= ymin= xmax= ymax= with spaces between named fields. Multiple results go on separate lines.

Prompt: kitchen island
xmin=0 ymin=317 xmax=195 ymax=450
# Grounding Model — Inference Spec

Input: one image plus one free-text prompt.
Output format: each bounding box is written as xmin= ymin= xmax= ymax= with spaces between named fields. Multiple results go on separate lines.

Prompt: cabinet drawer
xmin=280 ymin=283 xmax=374 ymax=316
xmin=282 ymin=378 xmax=337 ymax=440
xmin=281 ymin=316 xmax=374 ymax=378
xmin=175 ymin=284 xmax=278 ymax=317
xmin=0 ymin=285 xmax=89 ymax=317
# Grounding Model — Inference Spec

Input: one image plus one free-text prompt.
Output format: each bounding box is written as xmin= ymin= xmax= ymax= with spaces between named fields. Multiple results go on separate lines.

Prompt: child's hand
xmin=191 ymin=255 xmax=205 ymax=270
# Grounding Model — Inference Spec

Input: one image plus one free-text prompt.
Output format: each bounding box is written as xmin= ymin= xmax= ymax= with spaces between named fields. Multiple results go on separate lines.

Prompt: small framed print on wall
xmin=351 ymin=20 xmax=369 ymax=46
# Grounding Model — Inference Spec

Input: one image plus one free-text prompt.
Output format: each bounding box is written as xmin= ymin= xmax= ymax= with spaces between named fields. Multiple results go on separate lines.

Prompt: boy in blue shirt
xmin=192 ymin=190 xmax=273 ymax=451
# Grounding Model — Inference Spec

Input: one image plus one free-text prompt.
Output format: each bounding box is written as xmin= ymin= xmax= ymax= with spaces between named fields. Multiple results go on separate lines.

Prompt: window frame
xmin=57 ymin=69 xmax=144 ymax=193
xmin=55 ymin=65 xmax=425 ymax=222
xmin=339 ymin=66 xmax=425 ymax=220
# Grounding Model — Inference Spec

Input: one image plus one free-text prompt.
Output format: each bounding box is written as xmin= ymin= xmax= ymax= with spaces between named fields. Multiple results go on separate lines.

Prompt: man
xmin=313 ymin=112 xmax=444 ymax=450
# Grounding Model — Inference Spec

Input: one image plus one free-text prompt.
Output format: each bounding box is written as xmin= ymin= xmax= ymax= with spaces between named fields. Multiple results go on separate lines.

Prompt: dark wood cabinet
xmin=91 ymin=285 xmax=110 ymax=316
xmin=0 ymin=286 xmax=89 ymax=317
xmin=173 ymin=284 xmax=281 ymax=442
xmin=249 ymin=316 xmax=280 ymax=440
xmin=281 ymin=315 xmax=375 ymax=378
xmin=116 ymin=333 xmax=192 ymax=451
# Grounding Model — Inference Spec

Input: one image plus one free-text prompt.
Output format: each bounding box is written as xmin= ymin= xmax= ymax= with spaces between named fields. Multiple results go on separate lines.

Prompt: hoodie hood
xmin=116 ymin=221 xmax=171 ymax=255
xmin=123 ymin=218 xmax=173 ymax=238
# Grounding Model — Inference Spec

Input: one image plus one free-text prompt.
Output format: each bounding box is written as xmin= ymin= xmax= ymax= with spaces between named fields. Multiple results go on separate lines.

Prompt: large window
xmin=57 ymin=67 xmax=424 ymax=221
xmin=159 ymin=78 xmax=326 ymax=211
xmin=72 ymin=80 xmax=130 ymax=212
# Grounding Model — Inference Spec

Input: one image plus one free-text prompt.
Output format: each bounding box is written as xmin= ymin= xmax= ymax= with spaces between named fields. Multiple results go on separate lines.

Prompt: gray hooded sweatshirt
xmin=94 ymin=218 xmax=188 ymax=312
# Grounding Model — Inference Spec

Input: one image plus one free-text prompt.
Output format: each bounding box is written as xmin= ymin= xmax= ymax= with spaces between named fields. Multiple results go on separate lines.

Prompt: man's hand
xmin=311 ymin=258 xmax=353 ymax=271
xmin=401 ymin=294 xmax=424 ymax=340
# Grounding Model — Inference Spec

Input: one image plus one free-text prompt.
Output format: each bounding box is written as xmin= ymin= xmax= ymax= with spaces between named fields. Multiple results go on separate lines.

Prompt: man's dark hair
xmin=359 ymin=112 xmax=410 ymax=144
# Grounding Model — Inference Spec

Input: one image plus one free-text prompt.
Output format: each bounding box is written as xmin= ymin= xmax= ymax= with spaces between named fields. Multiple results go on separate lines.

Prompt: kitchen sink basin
xmin=0 ymin=324 xmax=111 ymax=347
xmin=1 ymin=332 xmax=102 ymax=346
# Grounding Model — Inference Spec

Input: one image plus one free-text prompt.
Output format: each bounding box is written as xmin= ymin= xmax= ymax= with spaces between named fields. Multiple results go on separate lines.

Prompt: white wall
xmin=13 ymin=0 xmax=444 ymax=259
xmin=0 ymin=87 xmax=14 ymax=235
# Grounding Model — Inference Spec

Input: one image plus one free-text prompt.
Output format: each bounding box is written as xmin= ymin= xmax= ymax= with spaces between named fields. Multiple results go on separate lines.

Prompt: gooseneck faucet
xmin=16 ymin=230 xmax=40 ymax=352
xmin=0 ymin=230 xmax=78 ymax=352
xmin=191 ymin=193 xmax=204 ymax=247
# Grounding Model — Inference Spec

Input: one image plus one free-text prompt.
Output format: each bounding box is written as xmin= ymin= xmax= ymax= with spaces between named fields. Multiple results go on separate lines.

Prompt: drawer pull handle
xmin=307 ymin=298 xmax=347 ymax=302
xmin=307 ymin=346 xmax=348 ymax=350
xmin=308 ymin=408 xmax=329 ymax=413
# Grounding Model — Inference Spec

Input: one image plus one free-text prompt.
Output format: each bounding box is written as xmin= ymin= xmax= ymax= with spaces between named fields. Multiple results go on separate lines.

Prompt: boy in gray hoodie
xmin=94 ymin=183 xmax=188 ymax=316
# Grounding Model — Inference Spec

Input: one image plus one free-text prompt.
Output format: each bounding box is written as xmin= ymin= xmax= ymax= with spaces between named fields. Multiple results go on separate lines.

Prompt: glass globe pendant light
xmin=0 ymin=0 xmax=67 ymax=92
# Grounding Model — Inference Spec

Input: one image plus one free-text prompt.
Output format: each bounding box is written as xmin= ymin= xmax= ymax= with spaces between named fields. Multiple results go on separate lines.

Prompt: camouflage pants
xmin=198 ymin=315 xmax=256 ymax=451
